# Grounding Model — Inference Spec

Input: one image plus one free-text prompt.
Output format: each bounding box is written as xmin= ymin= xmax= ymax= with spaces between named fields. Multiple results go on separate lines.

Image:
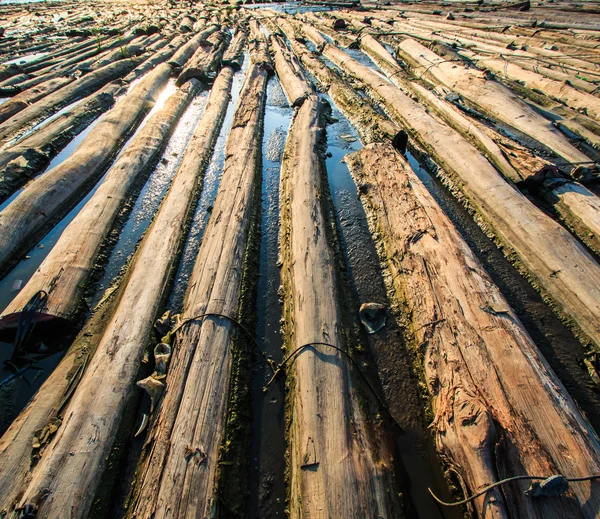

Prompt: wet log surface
xmin=126 ymin=59 xmax=264 ymax=519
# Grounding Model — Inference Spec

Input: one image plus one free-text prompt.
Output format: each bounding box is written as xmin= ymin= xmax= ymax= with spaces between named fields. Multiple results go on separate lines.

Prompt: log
xmin=299 ymin=35 xmax=600 ymax=353
xmin=344 ymin=140 xmax=600 ymax=518
xmin=395 ymin=37 xmax=594 ymax=172
xmin=0 ymin=75 xmax=72 ymax=124
xmin=0 ymin=57 xmax=139 ymax=146
xmin=126 ymin=61 xmax=265 ymax=519
xmin=175 ymin=30 xmax=229 ymax=87
xmin=280 ymin=26 xmax=400 ymax=144
xmin=222 ymin=29 xmax=247 ymax=70
xmin=280 ymin=93 xmax=402 ymax=518
xmin=11 ymin=65 xmax=236 ymax=519
xmin=0 ymin=62 xmax=173 ymax=278
xmin=0 ymin=82 xmax=121 ymax=204
xmin=168 ymin=23 xmax=219 ymax=69
xmin=1 ymin=79 xmax=200 ymax=323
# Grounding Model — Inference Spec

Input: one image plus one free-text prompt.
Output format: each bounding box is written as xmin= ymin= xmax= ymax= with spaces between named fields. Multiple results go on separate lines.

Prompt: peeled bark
xmin=0 ymin=57 xmax=139 ymax=146
xmin=0 ymin=63 xmax=173 ymax=278
xmin=126 ymin=62 xmax=265 ymax=519
xmin=280 ymin=93 xmax=402 ymax=518
xmin=345 ymin=142 xmax=600 ymax=519
xmin=1 ymin=80 xmax=200 ymax=323
xmin=307 ymin=37 xmax=600 ymax=353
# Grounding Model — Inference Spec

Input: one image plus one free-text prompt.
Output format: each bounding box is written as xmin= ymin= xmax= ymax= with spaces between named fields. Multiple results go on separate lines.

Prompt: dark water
xmin=248 ymin=77 xmax=291 ymax=519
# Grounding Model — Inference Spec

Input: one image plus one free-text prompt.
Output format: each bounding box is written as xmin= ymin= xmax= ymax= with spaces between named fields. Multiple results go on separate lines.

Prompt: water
xmin=248 ymin=77 xmax=291 ymax=519
xmin=2 ymin=51 xmax=47 ymax=65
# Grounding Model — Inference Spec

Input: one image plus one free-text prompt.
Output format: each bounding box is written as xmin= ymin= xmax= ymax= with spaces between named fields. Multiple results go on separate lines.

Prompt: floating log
xmin=345 ymin=141 xmax=600 ymax=517
xmin=0 ymin=62 xmax=173 ymax=278
xmin=0 ymin=82 xmax=121 ymax=204
xmin=168 ymin=24 xmax=219 ymax=69
xmin=11 ymin=65 xmax=236 ymax=519
xmin=0 ymin=57 xmax=139 ymax=146
xmin=126 ymin=60 xmax=265 ymax=519
xmin=0 ymin=75 xmax=72 ymax=124
xmin=279 ymin=91 xmax=402 ymax=517
xmin=298 ymin=33 xmax=600 ymax=353
xmin=269 ymin=32 xmax=313 ymax=107
xmin=222 ymin=29 xmax=247 ymax=70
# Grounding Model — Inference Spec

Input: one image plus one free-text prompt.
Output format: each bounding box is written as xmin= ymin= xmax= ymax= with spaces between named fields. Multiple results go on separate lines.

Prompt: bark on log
xmin=280 ymin=93 xmax=402 ymax=518
xmin=0 ymin=83 xmax=121 ymax=204
xmin=222 ymin=29 xmax=247 ymax=70
xmin=396 ymin=37 xmax=593 ymax=172
xmin=168 ymin=24 xmax=219 ymax=69
xmin=280 ymin=26 xmax=399 ymax=144
xmin=0 ymin=75 xmax=72 ymax=124
xmin=1 ymin=80 xmax=200 ymax=323
xmin=0 ymin=58 xmax=139 ymax=146
xmin=345 ymin=140 xmax=600 ymax=519
xmin=0 ymin=63 xmax=173 ymax=278
xmin=11 ymin=66 xmax=235 ymax=519
xmin=302 ymin=35 xmax=600 ymax=353
xmin=126 ymin=62 xmax=265 ymax=519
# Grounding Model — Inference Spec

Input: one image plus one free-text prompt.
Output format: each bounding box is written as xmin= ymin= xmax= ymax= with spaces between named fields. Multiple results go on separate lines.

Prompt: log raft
xmin=287 ymin=28 xmax=600 ymax=354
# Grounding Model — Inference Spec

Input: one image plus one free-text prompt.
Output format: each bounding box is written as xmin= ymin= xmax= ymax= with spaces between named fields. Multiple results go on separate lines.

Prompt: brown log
xmin=11 ymin=65 xmax=235 ymax=519
xmin=126 ymin=61 xmax=265 ymax=519
xmin=1 ymin=80 xmax=200 ymax=323
xmin=168 ymin=24 xmax=219 ymax=69
xmin=0 ymin=63 xmax=173 ymax=278
xmin=0 ymin=57 xmax=139 ymax=146
xmin=222 ymin=29 xmax=247 ymax=70
xmin=0 ymin=82 xmax=121 ymax=204
xmin=344 ymin=140 xmax=600 ymax=518
xmin=280 ymin=93 xmax=402 ymax=518
xmin=175 ymin=30 xmax=229 ymax=87
xmin=268 ymin=32 xmax=313 ymax=107
xmin=396 ymin=37 xmax=594 ymax=172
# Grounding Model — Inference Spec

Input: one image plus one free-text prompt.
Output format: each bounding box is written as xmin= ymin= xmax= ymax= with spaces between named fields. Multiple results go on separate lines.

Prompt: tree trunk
xmin=280 ymin=92 xmax=403 ymax=518
xmin=175 ymin=30 xmax=229 ymax=87
xmin=126 ymin=61 xmax=266 ymax=519
xmin=344 ymin=141 xmax=600 ymax=519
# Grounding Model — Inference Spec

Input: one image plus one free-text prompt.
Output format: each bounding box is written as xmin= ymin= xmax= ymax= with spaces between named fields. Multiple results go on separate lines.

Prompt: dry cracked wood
xmin=9 ymin=65 xmax=236 ymax=519
xmin=126 ymin=60 xmax=266 ymax=519
xmin=345 ymin=142 xmax=600 ymax=519
xmin=0 ymin=62 xmax=173 ymax=278
xmin=280 ymin=93 xmax=402 ymax=518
